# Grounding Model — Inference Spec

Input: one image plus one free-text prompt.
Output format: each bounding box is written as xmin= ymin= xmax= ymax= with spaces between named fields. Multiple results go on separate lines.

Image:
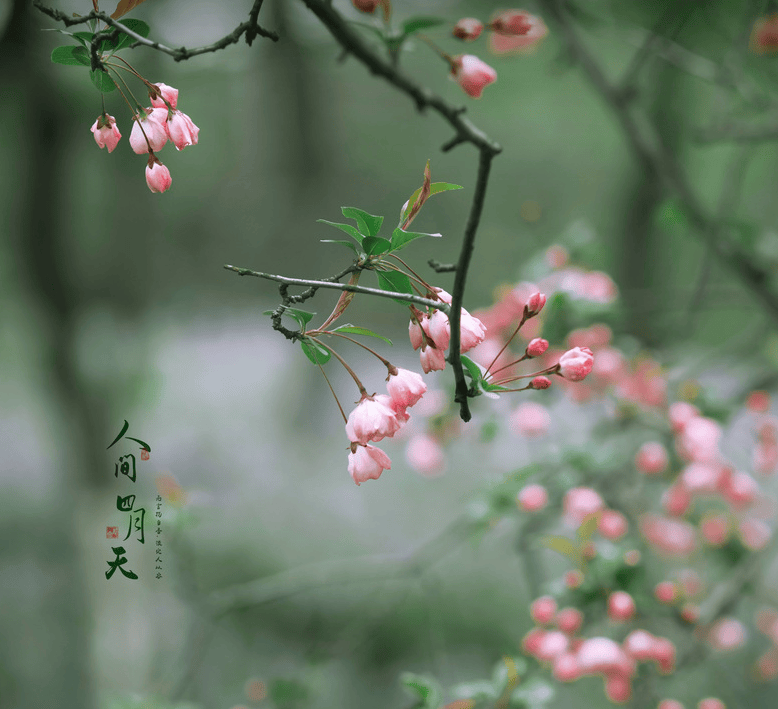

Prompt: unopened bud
xmin=453 ymin=17 xmax=484 ymax=41
xmin=526 ymin=291 xmax=546 ymax=316
xmin=526 ymin=337 xmax=549 ymax=357
xmin=531 ymin=376 xmax=551 ymax=390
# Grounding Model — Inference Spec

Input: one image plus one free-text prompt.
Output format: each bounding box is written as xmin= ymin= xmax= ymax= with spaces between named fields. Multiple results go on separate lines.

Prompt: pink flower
xmin=677 ymin=416 xmax=722 ymax=463
xmin=526 ymin=291 xmax=546 ymax=315
xmin=635 ymin=441 xmax=668 ymax=475
xmin=426 ymin=309 xmax=450 ymax=350
xmin=345 ymin=395 xmax=400 ymax=444
xmin=605 ymin=675 xmax=632 ymax=703
xmin=598 ymin=510 xmax=628 ymax=539
xmin=739 ymin=517 xmax=771 ymax=550
xmin=348 ymin=444 xmax=391 ymax=485
xmin=531 ymin=376 xmax=551 ymax=390
xmin=451 ymin=54 xmax=497 ymax=99
xmin=510 ymin=402 xmax=550 ymax=437
xmin=698 ymin=699 xmax=725 ymax=709
xmin=432 ymin=287 xmax=453 ymax=304
xmin=530 ymin=595 xmax=557 ymax=625
xmin=420 ymin=344 xmax=446 ymax=373
xmin=130 ymin=108 xmax=168 ymax=154
xmin=453 ymin=18 xmax=484 ymax=41
xmin=491 ymin=10 xmax=534 ymax=35
xmin=555 ymin=607 xmax=583 ymax=635
xmin=700 ymin=515 xmax=729 ymax=546
xmin=145 ymin=159 xmax=172 ymax=193
xmin=386 ymin=368 xmax=426 ymax=409
xmin=563 ymin=487 xmax=604 ymax=526
xmin=623 ymin=630 xmax=656 ymax=660
xmin=409 ymin=315 xmax=426 ymax=350
xmin=517 ymin=483 xmax=548 ymax=512
xmin=558 ymin=347 xmax=594 ymax=381
xmin=150 ymin=82 xmax=179 ymax=109
xmin=708 ymin=618 xmax=746 ymax=651
xmin=552 ymin=653 xmax=580 ymax=682
xmin=576 ymin=637 xmax=635 ymax=677
xmin=90 ymin=113 xmax=121 ymax=152
xmin=460 ymin=310 xmax=487 ymax=352
xmin=526 ymin=338 xmax=548 ymax=357
xmin=166 ymin=110 xmax=199 ymax=150
xmin=405 ymin=434 xmax=445 ymax=476
xmin=607 ymin=591 xmax=636 ymax=622
xmin=654 ymin=581 xmax=678 ymax=604
xmin=658 ymin=701 xmax=684 ymax=709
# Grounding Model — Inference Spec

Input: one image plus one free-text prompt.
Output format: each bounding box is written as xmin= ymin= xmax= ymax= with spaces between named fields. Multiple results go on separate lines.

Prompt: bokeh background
xmin=3 ymin=0 xmax=778 ymax=707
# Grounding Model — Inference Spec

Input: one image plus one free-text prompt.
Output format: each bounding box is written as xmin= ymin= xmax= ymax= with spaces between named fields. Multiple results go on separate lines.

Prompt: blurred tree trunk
xmin=616 ymin=60 xmax=683 ymax=347
xmin=0 ymin=2 xmax=99 ymax=707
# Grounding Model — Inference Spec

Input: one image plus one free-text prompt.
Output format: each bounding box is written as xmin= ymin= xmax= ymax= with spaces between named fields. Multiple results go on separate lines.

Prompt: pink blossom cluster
xmin=90 ymin=82 xmax=199 ymax=193
xmin=346 ymin=367 xmax=427 ymax=485
xmin=452 ymin=10 xmax=548 ymax=54
xmin=522 ymin=595 xmax=677 ymax=703
xmin=408 ymin=287 xmax=486 ymax=374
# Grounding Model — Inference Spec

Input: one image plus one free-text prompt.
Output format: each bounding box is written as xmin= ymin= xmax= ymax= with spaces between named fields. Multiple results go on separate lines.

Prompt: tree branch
xmin=543 ymin=0 xmax=778 ymax=328
xmin=298 ymin=0 xmax=502 ymax=421
xmin=223 ymin=264 xmax=450 ymax=313
xmin=33 ymin=0 xmax=278 ymax=61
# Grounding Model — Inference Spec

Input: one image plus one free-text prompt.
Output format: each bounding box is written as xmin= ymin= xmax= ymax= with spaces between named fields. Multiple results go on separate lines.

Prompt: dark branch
xmin=33 ymin=0 xmax=278 ymax=61
xmin=298 ymin=0 xmax=501 ymax=421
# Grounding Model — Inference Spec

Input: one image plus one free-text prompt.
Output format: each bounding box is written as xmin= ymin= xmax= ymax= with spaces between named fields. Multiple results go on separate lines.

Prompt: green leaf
xmin=51 ymin=45 xmax=91 ymax=66
xmin=317 ymin=219 xmax=363 ymax=245
xmin=320 ymin=239 xmax=360 ymax=257
xmin=99 ymin=18 xmax=151 ymax=52
xmin=402 ymin=16 xmax=445 ymax=36
xmin=400 ymin=182 xmax=463 ymax=223
xmin=90 ymin=69 xmax=117 ymax=93
xmin=481 ymin=381 xmax=512 ymax=393
xmin=341 ymin=207 xmax=384 ymax=237
xmin=655 ymin=197 xmax=690 ymax=235
xmin=362 ymin=235 xmax=392 ymax=256
xmin=332 ymin=325 xmax=392 ymax=345
xmin=377 ymin=270 xmax=414 ymax=304
xmin=43 ymin=29 xmax=94 ymax=47
xmin=541 ymin=535 xmax=578 ymax=561
xmin=400 ymin=673 xmax=443 ymax=709
xmin=460 ymin=355 xmax=484 ymax=385
xmin=390 ymin=227 xmax=442 ymax=252
xmin=300 ymin=338 xmax=330 ymax=365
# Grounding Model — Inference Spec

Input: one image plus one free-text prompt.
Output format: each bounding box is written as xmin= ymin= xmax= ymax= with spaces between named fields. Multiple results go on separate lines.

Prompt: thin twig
xmin=33 ymin=0 xmax=278 ymax=61
xmin=224 ymin=264 xmax=450 ymax=313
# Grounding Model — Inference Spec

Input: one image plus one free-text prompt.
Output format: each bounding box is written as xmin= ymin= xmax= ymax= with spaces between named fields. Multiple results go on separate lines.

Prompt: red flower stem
xmin=492 ymin=364 xmax=558 ymax=386
xmin=316 ymin=361 xmax=348 ymax=424
xmin=485 ymin=353 xmax=529 ymax=380
xmin=386 ymin=253 xmax=434 ymax=292
xmin=484 ymin=311 xmax=528 ymax=375
xmin=310 ymin=338 xmax=367 ymax=396
xmin=316 ymin=331 xmax=392 ymax=367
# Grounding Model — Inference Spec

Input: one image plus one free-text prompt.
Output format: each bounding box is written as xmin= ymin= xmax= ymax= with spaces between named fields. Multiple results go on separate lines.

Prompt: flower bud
xmin=526 ymin=291 xmax=546 ymax=316
xmin=517 ymin=483 xmax=548 ymax=512
xmin=530 ymin=376 xmax=551 ymax=390
xmin=607 ymin=591 xmax=636 ymax=622
xmin=526 ymin=338 xmax=549 ymax=357
xmin=558 ymin=347 xmax=594 ymax=381
xmin=145 ymin=160 xmax=172 ymax=193
xmin=451 ymin=54 xmax=497 ymax=99
xmin=654 ymin=581 xmax=678 ymax=604
xmin=453 ymin=18 xmax=484 ymax=41
xmin=90 ymin=113 xmax=121 ymax=152
xmin=130 ymin=108 xmax=168 ymax=154
xmin=635 ymin=441 xmax=668 ymax=475
xmin=420 ymin=344 xmax=446 ymax=373
xmin=555 ymin=607 xmax=583 ymax=635
xmin=352 ymin=0 xmax=380 ymax=13
xmin=166 ymin=110 xmax=200 ymax=150
xmin=530 ymin=595 xmax=557 ymax=625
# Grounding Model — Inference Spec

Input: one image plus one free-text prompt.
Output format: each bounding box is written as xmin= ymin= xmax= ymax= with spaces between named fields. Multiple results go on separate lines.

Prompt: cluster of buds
xmin=408 ymin=287 xmax=486 ymax=373
xmin=522 ymin=594 xmax=677 ymax=703
xmin=90 ymin=82 xmax=199 ymax=193
xmin=346 ymin=367 xmax=427 ymax=485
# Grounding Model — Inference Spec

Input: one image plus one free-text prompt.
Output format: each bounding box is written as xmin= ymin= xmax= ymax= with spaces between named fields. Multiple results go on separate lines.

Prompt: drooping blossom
xmin=145 ymin=159 xmax=172 ymax=193
xmin=451 ymin=54 xmax=497 ymax=99
xmin=90 ymin=113 xmax=121 ymax=152
xmin=420 ymin=343 xmax=446 ymax=373
xmin=130 ymin=107 xmax=168 ymax=154
xmin=166 ymin=110 xmax=200 ymax=150
xmin=348 ymin=444 xmax=391 ymax=485
xmin=150 ymin=82 xmax=179 ymax=109
xmin=386 ymin=367 xmax=426 ymax=409
xmin=345 ymin=395 xmax=400 ymax=444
